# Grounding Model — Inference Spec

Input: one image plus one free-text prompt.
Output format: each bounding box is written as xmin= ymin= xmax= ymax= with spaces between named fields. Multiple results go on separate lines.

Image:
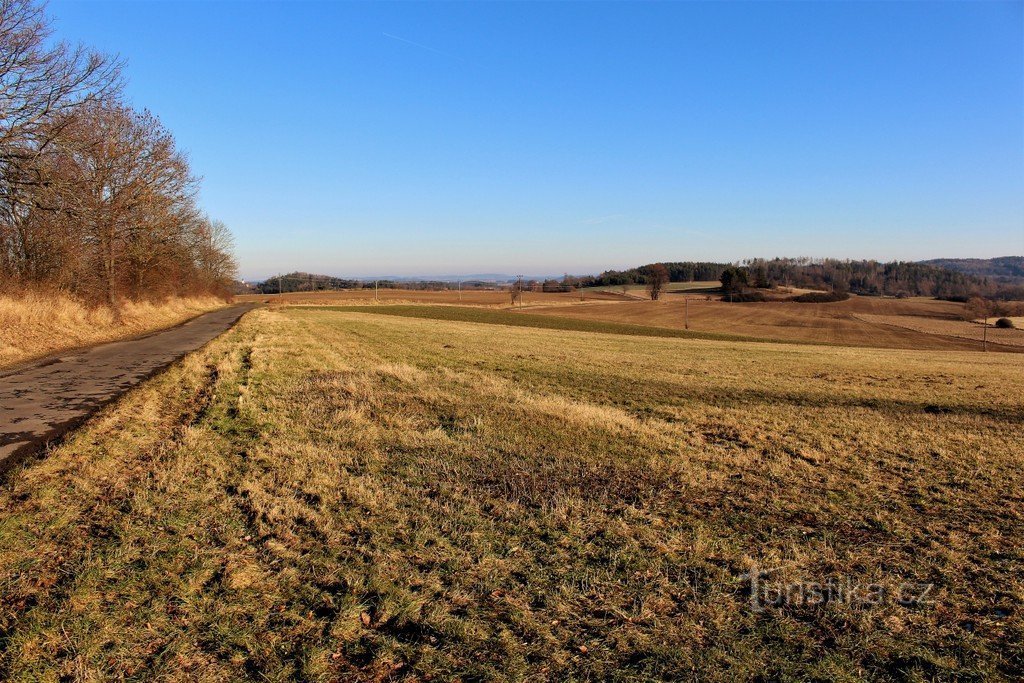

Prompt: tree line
xmin=252 ymin=272 xmax=513 ymax=295
xmin=0 ymin=0 xmax=236 ymax=304
xmin=576 ymin=258 xmax=1021 ymax=301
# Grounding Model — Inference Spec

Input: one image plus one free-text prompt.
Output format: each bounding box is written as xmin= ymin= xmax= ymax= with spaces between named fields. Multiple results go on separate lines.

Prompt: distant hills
xmin=247 ymin=257 xmax=1024 ymax=300
xmin=920 ymin=257 xmax=1024 ymax=283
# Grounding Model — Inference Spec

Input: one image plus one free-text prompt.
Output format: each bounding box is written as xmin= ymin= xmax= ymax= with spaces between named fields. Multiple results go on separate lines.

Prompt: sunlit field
xmin=1 ymin=307 xmax=1020 ymax=680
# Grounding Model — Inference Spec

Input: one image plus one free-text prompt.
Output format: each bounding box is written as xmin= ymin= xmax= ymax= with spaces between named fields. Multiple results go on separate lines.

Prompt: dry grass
xmin=0 ymin=307 xmax=1021 ymax=680
xmin=0 ymin=293 xmax=227 ymax=369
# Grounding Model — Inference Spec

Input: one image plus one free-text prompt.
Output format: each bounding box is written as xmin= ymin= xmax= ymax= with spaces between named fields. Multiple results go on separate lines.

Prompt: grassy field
xmin=0 ymin=306 xmax=1021 ymax=680
xmin=305 ymin=304 xmax=787 ymax=345
xmin=0 ymin=293 xmax=226 ymax=370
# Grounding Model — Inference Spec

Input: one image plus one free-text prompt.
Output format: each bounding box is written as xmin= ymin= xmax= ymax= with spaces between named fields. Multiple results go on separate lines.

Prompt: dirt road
xmin=0 ymin=304 xmax=255 ymax=473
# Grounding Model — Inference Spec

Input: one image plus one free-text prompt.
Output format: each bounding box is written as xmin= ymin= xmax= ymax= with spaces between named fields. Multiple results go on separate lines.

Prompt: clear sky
xmin=50 ymin=1 xmax=1023 ymax=280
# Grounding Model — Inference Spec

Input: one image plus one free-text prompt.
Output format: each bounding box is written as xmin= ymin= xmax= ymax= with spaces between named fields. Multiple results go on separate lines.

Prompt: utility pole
xmin=375 ymin=279 xmax=378 ymax=302
xmin=517 ymin=275 xmax=524 ymax=308
xmin=278 ymin=273 xmax=282 ymax=296
xmin=685 ymin=296 xmax=689 ymax=330
xmin=458 ymin=278 xmax=462 ymax=302
xmin=983 ymin=316 xmax=988 ymax=352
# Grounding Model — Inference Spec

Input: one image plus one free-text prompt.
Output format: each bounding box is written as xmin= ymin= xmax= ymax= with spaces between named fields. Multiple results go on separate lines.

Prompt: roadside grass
xmin=0 ymin=307 xmax=1021 ymax=680
xmin=304 ymin=304 xmax=796 ymax=345
xmin=0 ymin=293 xmax=226 ymax=369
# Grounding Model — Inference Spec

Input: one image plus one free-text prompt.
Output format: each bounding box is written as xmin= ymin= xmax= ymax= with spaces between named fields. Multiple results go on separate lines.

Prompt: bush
xmin=995 ymin=318 xmax=1014 ymax=329
xmin=725 ymin=291 xmax=768 ymax=302
xmin=791 ymin=291 xmax=850 ymax=303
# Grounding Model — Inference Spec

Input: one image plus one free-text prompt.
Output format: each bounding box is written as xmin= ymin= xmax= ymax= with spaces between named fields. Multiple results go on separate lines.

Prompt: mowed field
xmin=527 ymin=295 xmax=1024 ymax=352
xmin=0 ymin=307 xmax=1021 ymax=680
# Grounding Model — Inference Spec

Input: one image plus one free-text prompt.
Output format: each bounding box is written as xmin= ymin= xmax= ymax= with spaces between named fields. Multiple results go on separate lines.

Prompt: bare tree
xmin=647 ymin=263 xmax=669 ymax=300
xmin=0 ymin=0 xmax=121 ymax=283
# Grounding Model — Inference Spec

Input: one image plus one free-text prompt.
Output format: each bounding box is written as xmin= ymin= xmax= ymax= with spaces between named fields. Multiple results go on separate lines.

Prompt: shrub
xmin=791 ymin=291 xmax=850 ymax=303
xmin=995 ymin=318 xmax=1014 ymax=329
xmin=726 ymin=291 xmax=768 ymax=302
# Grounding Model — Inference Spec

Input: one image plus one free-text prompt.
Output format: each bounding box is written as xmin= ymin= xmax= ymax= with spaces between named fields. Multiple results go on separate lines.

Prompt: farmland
xmin=238 ymin=288 xmax=1024 ymax=352
xmin=1 ymin=306 xmax=1021 ymax=680
xmin=524 ymin=296 xmax=1023 ymax=351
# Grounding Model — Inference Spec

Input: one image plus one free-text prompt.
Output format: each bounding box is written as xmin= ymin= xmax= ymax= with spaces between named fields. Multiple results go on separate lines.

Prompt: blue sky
xmin=50 ymin=1 xmax=1023 ymax=280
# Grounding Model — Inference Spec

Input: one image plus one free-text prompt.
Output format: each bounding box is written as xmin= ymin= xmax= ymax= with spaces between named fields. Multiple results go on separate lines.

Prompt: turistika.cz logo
xmin=742 ymin=566 xmax=935 ymax=612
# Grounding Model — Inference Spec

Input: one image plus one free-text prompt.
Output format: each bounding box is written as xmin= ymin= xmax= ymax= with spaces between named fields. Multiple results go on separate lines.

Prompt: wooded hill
xmin=920 ymin=257 xmax=1024 ymax=283
xmin=581 ymin=258 xmax=1022 ymax=300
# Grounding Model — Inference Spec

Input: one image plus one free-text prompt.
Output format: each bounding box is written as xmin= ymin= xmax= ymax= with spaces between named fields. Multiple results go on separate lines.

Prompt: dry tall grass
xmin=0 ymin=292 xmax=227 ymax=368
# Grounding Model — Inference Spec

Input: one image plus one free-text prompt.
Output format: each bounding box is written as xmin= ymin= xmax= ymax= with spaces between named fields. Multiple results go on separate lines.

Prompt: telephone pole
xmin=517 ymin=275 xmax=524 ymax=308
xmin=458 ymin=279 xmax=462 ymax=302
xmin=983 ymin=316 xmax=988 ymax=352
xmin=374 ymin=279 xmax=378 ymax=302
xmin=685 ymin=297 xmax=689 ymax=330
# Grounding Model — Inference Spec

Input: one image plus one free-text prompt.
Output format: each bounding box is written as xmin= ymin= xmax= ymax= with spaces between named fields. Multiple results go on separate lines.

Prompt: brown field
xmin=855 ymin=314 xmax=1024 ymax=348
xmin=236 ymin=288 xmax=629 ymax=307
xmin=0 ymin=293 xmax=226 ymax=370
xmin=525 ymin=295 xmax=1021 ymax=352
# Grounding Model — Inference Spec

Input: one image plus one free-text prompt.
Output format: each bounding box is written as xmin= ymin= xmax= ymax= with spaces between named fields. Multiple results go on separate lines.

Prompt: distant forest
xmin=920 ymin=257 xmax=1024 ymax=283
xmin=579 ymin=258 xmax=1024 ymax=301
xmin=252 ymin=273 xmax=500 ymax=295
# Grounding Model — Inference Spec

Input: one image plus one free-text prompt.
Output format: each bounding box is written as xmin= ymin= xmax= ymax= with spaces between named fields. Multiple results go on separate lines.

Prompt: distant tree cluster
xmin=0 ymin=0 xmax=236 ymax=303
xmin=576 ymin=262 xmax=728 ymax=288
xmin=256 ymin=272 xmax=363 ymax=294
xmin=254 ymin=273 xmax=508 ymax=294
xmin=567 ymin=257 xmax=1017 ymax=302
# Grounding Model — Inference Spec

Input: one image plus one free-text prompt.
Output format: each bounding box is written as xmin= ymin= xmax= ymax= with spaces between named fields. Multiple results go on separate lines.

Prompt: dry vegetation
xmin=0 ymin=293 xmax=225 ymax=369
xmin=0 ymin=307 xmax=1021 ymax=680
